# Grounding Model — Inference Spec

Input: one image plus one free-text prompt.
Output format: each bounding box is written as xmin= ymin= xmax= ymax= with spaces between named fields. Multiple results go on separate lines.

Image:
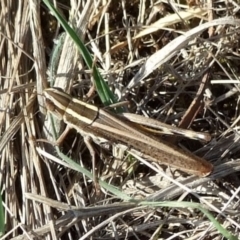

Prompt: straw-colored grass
xmin=0 ymin=0 xmax=240 ymax=239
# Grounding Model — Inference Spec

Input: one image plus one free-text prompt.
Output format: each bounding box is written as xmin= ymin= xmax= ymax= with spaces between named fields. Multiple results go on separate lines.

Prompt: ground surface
xmin=0 ymin=0 xmax=240 ymax=239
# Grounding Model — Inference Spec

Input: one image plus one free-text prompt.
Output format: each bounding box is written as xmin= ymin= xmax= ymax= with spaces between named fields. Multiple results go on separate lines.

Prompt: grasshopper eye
xmin=45 ymin=98 xmax=56 ymax=112
xmin=43 ymin=88 xmax=69 ymax=120
xmin=45 ymin=97 xmax=64 ymax=119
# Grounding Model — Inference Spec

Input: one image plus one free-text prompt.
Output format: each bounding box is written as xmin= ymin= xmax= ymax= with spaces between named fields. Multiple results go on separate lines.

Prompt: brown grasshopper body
xmin=44 ymin=88 xmax=213 ymax=177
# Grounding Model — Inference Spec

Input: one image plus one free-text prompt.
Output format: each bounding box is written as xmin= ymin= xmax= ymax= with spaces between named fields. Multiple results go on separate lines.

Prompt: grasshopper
xmin=43 ymin=88 xmax=213 ymax=177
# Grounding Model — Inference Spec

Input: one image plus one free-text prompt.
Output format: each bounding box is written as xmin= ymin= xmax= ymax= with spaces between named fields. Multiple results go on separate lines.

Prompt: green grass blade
xmin=42 ymin=0 xmax=116 ymax=106
xmin=57 ymin=150 xmax=132 ymax=201
xmin=140 ymin=201 xmax=238 ymax=240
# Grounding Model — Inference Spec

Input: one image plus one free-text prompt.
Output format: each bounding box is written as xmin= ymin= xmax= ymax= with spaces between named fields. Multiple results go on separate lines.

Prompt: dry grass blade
xmin=111 ymin=7 xmax=207 ymax=52
xmin=25 ymin=192 xmax=137 ymax=216
xmin=1 ymin=0 xmax=240 ymax=239
xmin=126 ymin=17 xmax=240 ymax=90
xmin=0 ymin=90 xmax=36 ymax=153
